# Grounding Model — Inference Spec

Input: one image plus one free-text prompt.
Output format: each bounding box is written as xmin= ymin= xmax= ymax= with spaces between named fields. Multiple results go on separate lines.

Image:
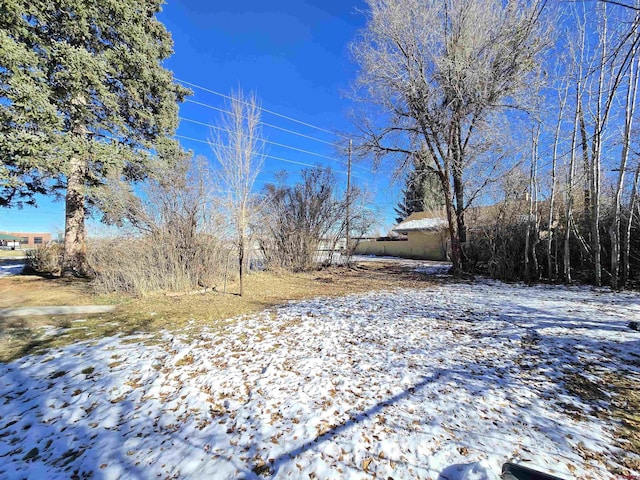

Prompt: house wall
xmin=0 ymin=232 xmax=52 ymax=248
xmin=354 ymin=230 xmax=448 ymax=260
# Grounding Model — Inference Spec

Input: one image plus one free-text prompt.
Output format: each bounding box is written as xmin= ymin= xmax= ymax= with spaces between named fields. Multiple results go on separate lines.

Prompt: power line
xmin=255 ymin=178 xmax=300 ymax=188
xmin=179 ymin=105 xmax=372 ymax=173
xmin=183 ymin=99 xmax=340 ymax=147
xmin=261 ymin=168 xmax=303 ymax=178
xmin=176 ymin=78 xmax=350 ymax=140
xmin=175 ymin=134 xmax=350 ymax=173
xmin=178 ymin=81 xmax=373 ymax=175
xmin=175 ymin=134 xmax=373 ymax=181
xmin=179 ymin=116 xmax=348 ymax=166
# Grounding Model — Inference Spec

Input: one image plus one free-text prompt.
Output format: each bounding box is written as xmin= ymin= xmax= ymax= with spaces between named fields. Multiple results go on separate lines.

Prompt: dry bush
xmin=25 ymin=244 xmax=63 ymax=275
xmin=88 ymin=235 xmax=234 ymax=296
xmin=258 ymin=166 xmax=377 ymax=272
xmin=465 ymin=221 xmax=529 ymax=281
xmin=90 ymin=154 xmax=235 ymax=295
xmin=258 ymin=167 xmax=345 ymax=272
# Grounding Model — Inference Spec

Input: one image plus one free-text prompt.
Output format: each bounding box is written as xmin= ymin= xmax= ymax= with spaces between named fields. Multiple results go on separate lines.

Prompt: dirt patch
xmin=606 ymin=371 xmax=640 ymax=475
xmin=563 ymin=371 xmax=607 ymax=408
xmin=0 ymin=263 xmax=433 ymax=362
xmin=561 ymin=368 xmax=640 ymax=475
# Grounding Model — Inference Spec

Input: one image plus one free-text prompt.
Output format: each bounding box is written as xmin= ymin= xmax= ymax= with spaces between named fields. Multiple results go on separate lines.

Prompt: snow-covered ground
xmin=1 ymin=280 xmax=639 ymax=479
xmin=0 ymin=261 xmax=25 ymax=277
xmin=351 ymin=254 xmax=452 ymax=275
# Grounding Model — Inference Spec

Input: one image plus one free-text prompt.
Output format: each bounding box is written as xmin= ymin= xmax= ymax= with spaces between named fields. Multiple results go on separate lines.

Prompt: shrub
xmin=89 ymin=155 xmax=236 ymax=296
xmin=88 ymin=235 xmax=234 ymax=296
xmin=25 ymin=243 xmax=63 ymax=275
xmin=257 ymin=167 xmax=376 ymax=271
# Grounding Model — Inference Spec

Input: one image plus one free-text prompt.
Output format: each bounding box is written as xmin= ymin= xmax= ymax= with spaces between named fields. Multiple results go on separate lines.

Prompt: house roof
xmin=0 ymin=233 xmax=22 ymax=241
xmin=393 ymin=211 xmax=448 ymax=233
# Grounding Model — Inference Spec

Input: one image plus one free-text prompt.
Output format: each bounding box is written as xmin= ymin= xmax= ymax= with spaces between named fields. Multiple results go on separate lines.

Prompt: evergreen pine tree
xmin=0 ymin=0 xmax=189 ymax=276
xmin=394 ymin=154 xmax=443 ymax=224
xmin=395 ymin=169 xmax=425 ymax=224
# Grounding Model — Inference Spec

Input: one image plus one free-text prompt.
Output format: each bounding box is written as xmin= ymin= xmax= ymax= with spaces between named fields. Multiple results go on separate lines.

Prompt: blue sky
xmin=0 ymin=0 xmax=401 ymax=237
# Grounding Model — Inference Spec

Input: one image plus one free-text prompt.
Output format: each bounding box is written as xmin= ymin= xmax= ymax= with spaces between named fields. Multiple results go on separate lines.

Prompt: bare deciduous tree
xmin=571 ymin=2 xmax=640 ymax=286
xmin=259 ymin=167 xmax=345 ymax=272
xmin=258 ymin=167 xmax=377 ymax=271
xmin=546 ymin=72 xmax=570 ymax=282
xmin=350 ymin=0 xmax=550 ymax=273
xmin=610 ymin=45 xmax=639 ymax=289
xmin=210 ymin=90 xmax=264 ymax=296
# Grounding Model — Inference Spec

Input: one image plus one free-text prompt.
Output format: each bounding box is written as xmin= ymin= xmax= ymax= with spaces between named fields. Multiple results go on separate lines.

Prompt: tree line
xmin=0 ymin=1 xmax=372 ymax=294
xmin=2 ymin=0 xmax=639 ymax=291
xmin=351 ymin=0 xmax=640 ymax=289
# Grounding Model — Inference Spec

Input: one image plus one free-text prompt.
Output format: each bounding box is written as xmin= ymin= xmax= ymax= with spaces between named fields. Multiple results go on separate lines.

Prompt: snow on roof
xmin=393 ymin=212 xmax=448 ymax=232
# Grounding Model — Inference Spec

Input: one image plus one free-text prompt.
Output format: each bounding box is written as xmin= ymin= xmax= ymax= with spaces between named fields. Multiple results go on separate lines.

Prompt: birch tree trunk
xmin=565 ymin=83 xmax=581 ymax=284
xmin=591 ymin=14 xmax=607 ymax=287
xmin=609 ymin=48 xmax=638 ymax=289
xmin=525 ymin=123 xmax=540 ymax=283
xmin=622 ymin=164 xmax=639 ymax=286
xmin=548 ymin=84 xmax=569 ymax=282
xmin=531 ymin=143 xmax=540 ymax=282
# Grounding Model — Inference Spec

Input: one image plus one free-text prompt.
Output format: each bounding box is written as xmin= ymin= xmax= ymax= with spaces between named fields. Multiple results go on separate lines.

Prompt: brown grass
xmin=0 ymin=275 xmax=98 ymax=308
xmin=0 ymin=249 xmax=27 ymax=258
xmin=562 ymin=367 xmax=640 ymax=475
xmin=0 ymin=262 xmax=431 ymax=362
xmin=607 ymin=370 xmax=640 ymax=475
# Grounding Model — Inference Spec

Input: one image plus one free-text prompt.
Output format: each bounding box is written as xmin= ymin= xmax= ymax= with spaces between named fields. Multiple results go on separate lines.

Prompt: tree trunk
xmin=548 ymin=84 xmax=568 ymax=282
xmin=525 ymin=128 xmax=534 ymax=283
xmin=578 ymin=99 xmax=599 ymax=280
xmin=610 ymin=49 xmax=638 ymax=289
xmin=554 ymin=223 xmax=559 ymax=280
xmin=564 ymin=85 xmax=580 ymax=284
xmin=578 ymin=102 xmax=591 ymax=222
xmin=524 ymin=219 xmax=531 ymax=282
xmin=622 ymin=164 xmax=639 ymax=286
xmin=238 ymin=234 xmax=245 ymax=297
xmin=564 ymin=216 xmax=572 ymax=284
xmin=453 ymin=164 xmax=466 ymax=270
xmin=547 ymin=182 xmax=555 ymax=281
xmin=454 ymin=182 xmax=465 ymax=253
xmin=610 ymin=218 xmax=621 ymax=290
xmin=590 ymin=146 xmax=602 ymax=287
xmin=531 ymin=223 xmax=540 ymax=281
xmin=452 ymin=117 xmax=468 ymax=271
xmin=441 ymin=171 xmax=461 ymax=274
xmin=62 ymin=155 xmax=91 ymax=277
xmin=590 ymin=7 xmax=610 ymax=287
xmin=524 ymin=198 xmax=532 ymax=283
xmin=526 ymin=121 xmax=541 ymax=284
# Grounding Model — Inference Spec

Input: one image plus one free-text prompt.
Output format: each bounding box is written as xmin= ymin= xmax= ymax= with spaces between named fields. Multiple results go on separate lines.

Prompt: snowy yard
xmin=1 ymin=280 xmax=639 ymax=479
xmin=0 ymin=261 xmax=25 ymax=277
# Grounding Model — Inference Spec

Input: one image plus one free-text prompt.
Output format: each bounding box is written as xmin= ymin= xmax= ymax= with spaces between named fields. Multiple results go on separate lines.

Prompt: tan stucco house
xmin=355 ymin=211 xmax=449 ymax=260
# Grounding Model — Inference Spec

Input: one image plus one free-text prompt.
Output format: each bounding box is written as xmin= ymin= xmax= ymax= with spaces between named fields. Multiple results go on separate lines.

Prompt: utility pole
xmin=346 ymin=139 xmax=352 ymax=255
